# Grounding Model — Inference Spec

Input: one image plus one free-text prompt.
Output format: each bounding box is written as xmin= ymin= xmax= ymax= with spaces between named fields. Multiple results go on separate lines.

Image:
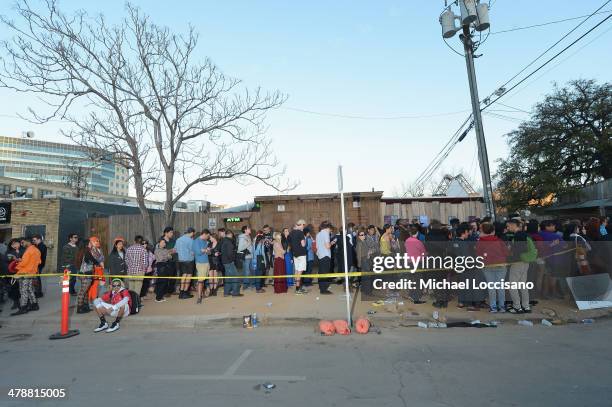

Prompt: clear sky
xmin=0 ymin=0 xmax=610 ymax=206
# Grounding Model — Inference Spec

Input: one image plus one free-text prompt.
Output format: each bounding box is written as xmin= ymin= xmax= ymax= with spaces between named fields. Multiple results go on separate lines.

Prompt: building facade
xmin=0 ymin=135 xmax=129 ymax=196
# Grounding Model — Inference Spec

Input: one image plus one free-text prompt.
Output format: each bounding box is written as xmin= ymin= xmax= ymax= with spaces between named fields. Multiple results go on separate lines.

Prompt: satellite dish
xmin=22 ymin=131 xmax=35 ymax=138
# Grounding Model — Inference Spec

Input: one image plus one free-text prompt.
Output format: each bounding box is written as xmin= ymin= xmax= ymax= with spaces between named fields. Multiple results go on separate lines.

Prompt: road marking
xmin=150 ymin=349 xmax=306 ymax=382
xmin=224 ymin=349 xmax=252 ymax=376
xmin=151 ymin=374 xmax=306 ymax=381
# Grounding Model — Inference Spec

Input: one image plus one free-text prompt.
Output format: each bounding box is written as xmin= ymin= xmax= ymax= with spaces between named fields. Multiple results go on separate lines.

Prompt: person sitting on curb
xmin=93 ymin=278 xmax=132 ymax=333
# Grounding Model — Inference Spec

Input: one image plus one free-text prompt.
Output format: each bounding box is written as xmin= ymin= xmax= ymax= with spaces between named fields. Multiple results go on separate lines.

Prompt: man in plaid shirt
xmin=125 ymin=235 xmax=148 ymax=296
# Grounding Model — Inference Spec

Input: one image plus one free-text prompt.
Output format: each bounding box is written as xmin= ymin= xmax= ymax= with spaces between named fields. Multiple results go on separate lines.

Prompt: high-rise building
xmin=0 ymin=135 xmax=129 ymax=197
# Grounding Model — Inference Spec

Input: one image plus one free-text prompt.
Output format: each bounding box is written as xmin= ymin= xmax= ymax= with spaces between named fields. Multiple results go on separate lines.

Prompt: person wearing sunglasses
xmin=93 ymin=278 xmax=132 ymax=333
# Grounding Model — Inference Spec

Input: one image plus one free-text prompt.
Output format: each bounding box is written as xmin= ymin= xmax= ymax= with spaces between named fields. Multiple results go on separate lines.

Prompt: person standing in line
xmin=379 ymin=224 xmax=393 ymax=257
xmin=107 ymin=237 xmax=127 ymax=282
xmin=192 ymin=229 xmax=211 ymax=304
xmin=31 ymin=234 xmax=46 ymax=298
xmin=262 ymin=225 xmax=274 ymax=276
xmin=6 ymin=238 xmax=23 ymax=310
xmin=125 ymin=235 xmax=148 ymax=297
xmin=289 ymin=219 xmax=308 ymax=294
xmin=505 ymin=219 xmax=537 ymax=313
xmin=221 ymin=230 xmax=242 ymax=297
xmin=425 ymin=220 xmax=452 ymax=308
xmin=154 ymin=237 xmax=173 ymax=303
xmin=281 ymin=227 xmax=294 ymax=287
xmin=76 ymin=237 xmax=104 ymax=314
xmin=237 ymin=226 xmax=254 ymax=290
xmin=207 ymin=234 xmax=221 ymax=296
xmin=404 ymin=225 xmax=428 ymax=304
xmin=140 ymin=239 xmax=156 ymax=299
xmin=316 ymin=221 xmax=336 ymax=295
xmin=174 ymin=228 xmax=196 ymax=299
xmin=60 ymin=233 xmax=80 ymax=296
xmin=476 ymin=222 xmax=510 ymax=313
xmin=272 ymin=232 xmax=287 ymax=294
xmin=303 ymin=228 xmax=315 ymax=287
xmin=10 ymin=238 xmax=41 ymax=316
xmin=453 ymin=224 xmax=484 ymax=310
xmin=160 ymin=227 xmax=177 ymax=296
xmin=252 ymin=232 xmax=267 ymax=293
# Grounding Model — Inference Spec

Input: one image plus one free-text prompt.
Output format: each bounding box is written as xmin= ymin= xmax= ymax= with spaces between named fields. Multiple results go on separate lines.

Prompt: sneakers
xmin=155 ymin=298 xmax=167 ymax=303
xmin=94 ymin=322 xmax=109 ymax=333
xmin=10 ymin=306 xmax=29 ymax=316
xmin=507 ymin=307 xmax=523 ymax=314
xmin=319 ymin=290 xmax=333 ymax=295
xmin=106 ymin=321 xmax=120 ymax=333
xmin=489 ymin=308 xmax=498 ymax=313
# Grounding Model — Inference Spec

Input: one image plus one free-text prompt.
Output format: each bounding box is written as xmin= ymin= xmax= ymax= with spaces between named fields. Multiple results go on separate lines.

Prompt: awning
xmin=548 ymin=198 xmax=612 ymax=211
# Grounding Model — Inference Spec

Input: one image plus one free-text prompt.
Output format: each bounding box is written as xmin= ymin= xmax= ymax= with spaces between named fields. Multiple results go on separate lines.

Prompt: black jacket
xmin=36 ymin=242 xmax=47 ymax=270
xmin=504 ymin=231 xmax=529 ymax=262
xmin=107 ymin=250 xmax=127 ymax=275
xmin=220 ymin=237 xmax=236 ymax=265
xmin=425 ymin=228 xmax=450 ymax=257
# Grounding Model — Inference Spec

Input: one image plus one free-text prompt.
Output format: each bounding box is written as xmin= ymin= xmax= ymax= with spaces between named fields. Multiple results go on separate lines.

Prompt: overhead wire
xmin=490 ymin=9 xmax=612 ymax=35
xmin=411 ymin=1 xmax=611 ymax=195
xmin=481 ymin=0 xmax=612 ymax=109
xmin=482 ymin=10 xmax=612 ymax=111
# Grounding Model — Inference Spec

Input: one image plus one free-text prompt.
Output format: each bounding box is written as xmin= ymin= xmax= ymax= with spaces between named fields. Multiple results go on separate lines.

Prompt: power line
xmin=494 ymin=102 xmax=530 ymax=114
xmin=502 ymin=22 xmax=612 ymax=103
xmin=281 ymin=106 xmax=471 ymax=120
xmin=483 ymin=11 xmax=612 ymax=111
xmin=490 ymin=9 xmax=612 ymax=35
xmin=406 ymin=115 xmax=474 ymax=196
xmin=413 ymin=2 xmax=611 ymax=195
xmin=484 ymin=0 xmax=611 ymax=106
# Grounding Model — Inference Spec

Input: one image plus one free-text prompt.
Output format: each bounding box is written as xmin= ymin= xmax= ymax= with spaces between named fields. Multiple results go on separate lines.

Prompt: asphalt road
xmin=1 ymin=320 xmax=611 ymax=407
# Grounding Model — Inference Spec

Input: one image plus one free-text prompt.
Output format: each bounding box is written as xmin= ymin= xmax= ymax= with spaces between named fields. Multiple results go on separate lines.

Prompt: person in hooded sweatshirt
xmin=475 ymin=222 xmax=510 ymax=313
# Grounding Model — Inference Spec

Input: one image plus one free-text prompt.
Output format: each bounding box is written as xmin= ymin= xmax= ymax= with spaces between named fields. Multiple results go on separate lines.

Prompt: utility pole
xmin=460 ymin=25 xmax=495 ymax=219
xmin=439 ymin=0 xmax=495 ymax=219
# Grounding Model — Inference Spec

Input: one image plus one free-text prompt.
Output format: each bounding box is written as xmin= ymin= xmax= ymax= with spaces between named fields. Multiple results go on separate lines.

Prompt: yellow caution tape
xmin=0 ymin=247 xmax=578 ymax=280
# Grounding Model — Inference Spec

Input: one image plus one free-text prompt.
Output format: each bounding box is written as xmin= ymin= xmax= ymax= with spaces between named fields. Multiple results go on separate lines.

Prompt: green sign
xmin=224 ymin=217 xmax=243 ymax=223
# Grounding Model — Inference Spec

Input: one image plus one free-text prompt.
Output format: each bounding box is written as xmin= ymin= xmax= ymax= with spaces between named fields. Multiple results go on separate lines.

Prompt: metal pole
xmin=338 ymin=166 xmax=352 ymax=326
xmin=461 ymin=25 xmax=495 ymax=220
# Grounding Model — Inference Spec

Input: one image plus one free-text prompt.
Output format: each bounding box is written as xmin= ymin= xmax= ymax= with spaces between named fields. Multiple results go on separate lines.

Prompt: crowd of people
xmin=0 ymin=215 xmax=610 ymax=332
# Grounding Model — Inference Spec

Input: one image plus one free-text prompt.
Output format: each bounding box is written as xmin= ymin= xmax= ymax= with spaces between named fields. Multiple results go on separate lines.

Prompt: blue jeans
xmin=243 ymin=258 xmax=255 ymax=288
xmin=484 ymin=266 xmax=507 ymax=310
xmin=223 ymin=262 xmax=242 ymax=296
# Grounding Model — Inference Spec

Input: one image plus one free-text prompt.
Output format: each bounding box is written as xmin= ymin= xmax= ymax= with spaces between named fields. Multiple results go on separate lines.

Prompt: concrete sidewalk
xmin=2 ymin=278 xmax=611 ymax=330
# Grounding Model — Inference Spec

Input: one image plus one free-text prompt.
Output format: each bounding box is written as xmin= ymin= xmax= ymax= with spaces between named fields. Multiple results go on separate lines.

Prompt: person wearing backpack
xmin=505 ymin=219 xmax=536 ymax=314
xmin=93 ymin=278 xmax=132 ymax=333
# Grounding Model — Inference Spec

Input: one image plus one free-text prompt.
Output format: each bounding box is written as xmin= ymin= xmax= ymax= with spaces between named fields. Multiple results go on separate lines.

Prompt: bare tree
xmin=62 ymin=157 xmax=93 ymax=199
xmin=395 ymin=181 xmax=425 ymax=198
xmin=0 ymin=0 xmax=291 ymax=237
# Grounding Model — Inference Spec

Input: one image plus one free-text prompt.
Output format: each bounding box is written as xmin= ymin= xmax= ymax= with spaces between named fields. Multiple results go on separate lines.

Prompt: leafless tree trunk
xmin=0 ymin=0 xmax=292 ymax=236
